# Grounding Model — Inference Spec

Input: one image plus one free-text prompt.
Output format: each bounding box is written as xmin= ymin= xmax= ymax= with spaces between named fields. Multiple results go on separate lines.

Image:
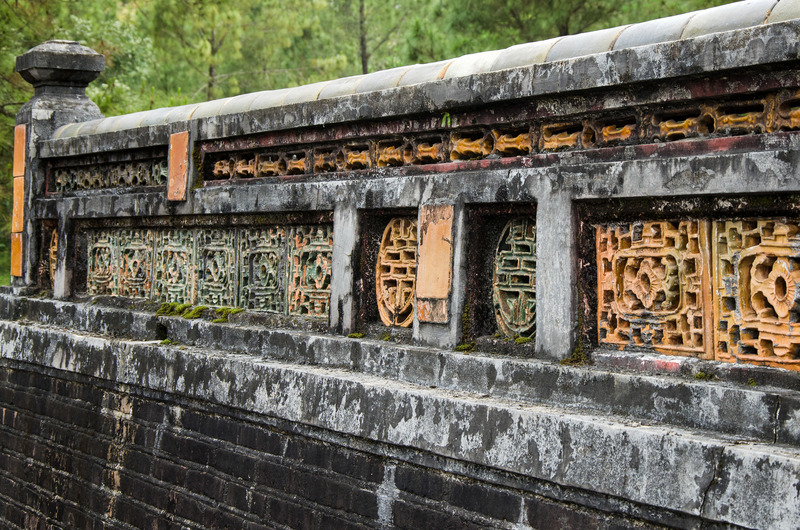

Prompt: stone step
xmin=0 ymin=316 xmax=798 ymax=529
xmin=3 ymin=292 xmax=800 ymax=449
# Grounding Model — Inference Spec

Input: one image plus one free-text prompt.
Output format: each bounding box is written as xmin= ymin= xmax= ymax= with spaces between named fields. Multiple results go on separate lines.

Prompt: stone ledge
xmin=0 ymin=317 xmax=798 ymax=528
xmin=3 ymin=293 xmax=800 ymax=447
xmin=32 ymin=133 xmax=800 ymax=222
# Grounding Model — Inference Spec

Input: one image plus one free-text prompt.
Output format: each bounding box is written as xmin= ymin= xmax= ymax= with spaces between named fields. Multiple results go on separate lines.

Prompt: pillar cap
xmin=15 ymin=40 xmax=104 ymax=89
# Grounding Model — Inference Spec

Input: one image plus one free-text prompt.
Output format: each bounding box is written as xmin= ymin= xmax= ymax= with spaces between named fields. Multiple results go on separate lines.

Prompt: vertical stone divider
xmin=330 ymin=198 xmax=359 ymax=334
xmin=535 ymin=192 xmax=577 ymax=360
xmin=414 ymin=200 xmax=468 ymax=349
xmin=14 ymin=41 xmax=104 ymax=293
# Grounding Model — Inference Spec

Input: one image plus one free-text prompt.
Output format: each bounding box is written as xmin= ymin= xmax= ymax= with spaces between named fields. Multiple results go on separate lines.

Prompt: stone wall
xmin=5 ymin=1 xmax=800 ymax=527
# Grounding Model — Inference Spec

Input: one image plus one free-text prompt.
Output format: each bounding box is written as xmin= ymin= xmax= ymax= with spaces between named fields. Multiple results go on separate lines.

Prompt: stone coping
xmin=3 ymin=292 xmax=799 ymax=446
xmin=1 ymin=309 xmax=800 ymax=528
xmin=39 ymin=1 xmax=800 ymax=156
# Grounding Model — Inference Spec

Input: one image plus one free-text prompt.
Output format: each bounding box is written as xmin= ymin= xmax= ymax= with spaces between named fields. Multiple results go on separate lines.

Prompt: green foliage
xmin=160 ymin=338 xmax=178 ymax=345
xmin=347 ymin=332 xmax=365 ymax=339
xmin=454 ymin=342 xmax=475 ymax=352
xmin=694 ymin=371 xmax=714 ymax=380
xmin=514 ymin=336 xmax=532 ymax=345
xmin=747 ymin=377 xmax=758 ymax=386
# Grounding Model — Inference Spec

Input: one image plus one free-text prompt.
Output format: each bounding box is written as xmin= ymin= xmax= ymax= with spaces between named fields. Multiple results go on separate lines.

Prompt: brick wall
xmin=0 ymin=361 xmax=648 ymax=529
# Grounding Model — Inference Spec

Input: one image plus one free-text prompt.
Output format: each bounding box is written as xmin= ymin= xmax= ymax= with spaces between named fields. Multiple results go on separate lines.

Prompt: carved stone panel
xmin=376 ymin=218 xmax=417 ymax=327
xmin=597 ymin=220 xmax=712 ymax=357
xmin=493 ymin=218 xmax=537 ymax=338
xmin=197 ymin=229 xmax=237 ymax=307
xmin=287 ymin=225 xmax=333 ymax=318
xmin=713 ymin=220 xmax=800 ymax=368
xmin=86 ymin=230 xmax=116 ymax=296
xmin=240 ymin=227 xmax=286 ymax=313
xmin=117 ymin=229 xmax=153 ymax=299
xmin=152 ymin=229 xmax=195 ymax=304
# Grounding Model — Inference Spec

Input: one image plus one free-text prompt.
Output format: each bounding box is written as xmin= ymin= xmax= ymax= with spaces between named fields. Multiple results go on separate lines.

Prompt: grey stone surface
xmin=15 ymin=40 xmax=104 ymax=88
xmin=329 ymin=201 xmax=359 ymax=334
xmin=545 ymin=26 xmax=629 ymax=61
xmin=283 ymin=80 xmax=330 ymax=104
xmin=317 ymin=74 xmax=368 ymax=99
xmin=612 ymin=12 xmax=694 ymax=50
xmin=248 ymin=88 xmax=290 ymax=110
xmin=489 ymin=39 xmax=562 ymax=72
xmin=680 ymin=0 xmax=777 ymax=39
xmin=1 ymin=312 xmax=799 ymax=529
xmin=443 ymin=50 xmax=503 ymax=79
xmin=4 ymin=293 xmax=798 ymax=445
xmin=768 ymin=0 xmax=800 ymax=22
xmin=396 ymin=60 xmax=451 ymax=87
xmin=354 ymin=66 xmax=413 ymax=93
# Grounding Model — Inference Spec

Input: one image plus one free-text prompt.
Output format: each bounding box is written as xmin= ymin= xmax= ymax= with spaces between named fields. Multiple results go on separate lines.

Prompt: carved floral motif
xmin=597 ymin=220 xmax=712 ymax=357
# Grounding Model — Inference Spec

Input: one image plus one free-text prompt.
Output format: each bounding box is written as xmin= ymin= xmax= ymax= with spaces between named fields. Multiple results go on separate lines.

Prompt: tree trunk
xmin=359 ymin=0 xmax=368 ymax=74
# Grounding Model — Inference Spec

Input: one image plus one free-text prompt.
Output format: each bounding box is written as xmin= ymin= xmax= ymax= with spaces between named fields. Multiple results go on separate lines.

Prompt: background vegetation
xmin=0 ymin=0 xmax=735 ymax=284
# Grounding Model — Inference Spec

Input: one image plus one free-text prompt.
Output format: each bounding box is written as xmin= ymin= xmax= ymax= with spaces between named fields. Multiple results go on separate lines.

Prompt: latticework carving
xmin=240 ymin=227 xmax=286 ymax=313
xmin=597 ymin=220 xmax=712 ymax=357
xmin=493 ymin=218 xmax=537 ymax=338
xmin=197 ymin=229 xmax=237 ymax=307
xmin=117 ymin=229 xmax=153 ymax=298
xmin=288 ymin=225 xmax=333 ymax=318
xmin=83 ymin=224 xmax=332 ymax=319
xmin=48 ymin=228 xmax=58 ymax=286
xmin=53 ymin=158 xmax=168 ymax=192
xmin=152 ymin=229 xmax=195 ymax=303
xmin=86 ymin=230 xmax=115 ymax=295
xmin=713 ymin=220 xmax=800 ymax=367
xmin=376 ymin=218 xmax=417 ymax=327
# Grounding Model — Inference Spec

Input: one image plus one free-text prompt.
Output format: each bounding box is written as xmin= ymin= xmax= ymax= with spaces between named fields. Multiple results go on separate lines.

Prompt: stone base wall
xmin=0 ymin=361 xmax=644 ymax=529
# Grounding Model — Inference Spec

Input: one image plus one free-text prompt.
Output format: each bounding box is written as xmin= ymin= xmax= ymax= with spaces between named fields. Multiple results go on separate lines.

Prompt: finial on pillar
xmin=16 ymin=40 xmax=104 ymax=95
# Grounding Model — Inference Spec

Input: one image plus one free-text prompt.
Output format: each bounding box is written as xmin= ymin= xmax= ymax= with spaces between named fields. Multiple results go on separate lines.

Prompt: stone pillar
xmin=13 ymin=41 xmax=104 ymax=293
xmin=330 ymin=199 xmax=360 ymax=334
xmin=535 ymin=191 xmax=577 ymax=360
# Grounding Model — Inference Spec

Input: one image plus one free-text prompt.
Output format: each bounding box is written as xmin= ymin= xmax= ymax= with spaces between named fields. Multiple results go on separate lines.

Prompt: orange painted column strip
xmin=11 ymin=124 xmax=26 ymax=278
xmin=416 ymin=204 xmax=454 ymax=324
xmin=168 ymin=131 xmax=189 ymax=201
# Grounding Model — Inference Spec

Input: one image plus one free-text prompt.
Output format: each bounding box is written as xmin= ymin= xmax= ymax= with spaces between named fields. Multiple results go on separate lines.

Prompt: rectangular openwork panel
xmin=240 ymin=227 xmax=286 ymax=313
xmin=288 ymin=225 xmax=333 ymax=319
xmin=85 ymin=223 xmax=333 ymax=320
xmin=153 ymin=229 xmax=196 ymax=303
xmin=713 ymin=219 xmax=800 ymax=368
xmin=597 ymin=220 xmax=713 ymax=358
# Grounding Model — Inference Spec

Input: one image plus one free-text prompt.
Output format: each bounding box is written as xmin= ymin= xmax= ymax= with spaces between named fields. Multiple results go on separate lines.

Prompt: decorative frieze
xmin=53 ymin=158 xmax=168 ymax=192
xmin=84 ymin=224 xmax=333 ymax=320
xmin=376 ymin=218 xmax=417 ymax=327
xmin=200 ymin=89 xmax=799 ymax=183
xmin=493 ymin=218 xmax=537 ymax=339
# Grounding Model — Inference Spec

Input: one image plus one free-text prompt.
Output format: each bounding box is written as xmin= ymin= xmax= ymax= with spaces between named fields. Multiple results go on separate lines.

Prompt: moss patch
xmin=347 ymin=332 xmax=365 ymax=339
xmin=156 ymin=302 xmax=192 ymax=316
xmin=182 ymin=305 xmax=209 ymax=319
xmin=454 ymin=342 xmax=476 ymax=352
